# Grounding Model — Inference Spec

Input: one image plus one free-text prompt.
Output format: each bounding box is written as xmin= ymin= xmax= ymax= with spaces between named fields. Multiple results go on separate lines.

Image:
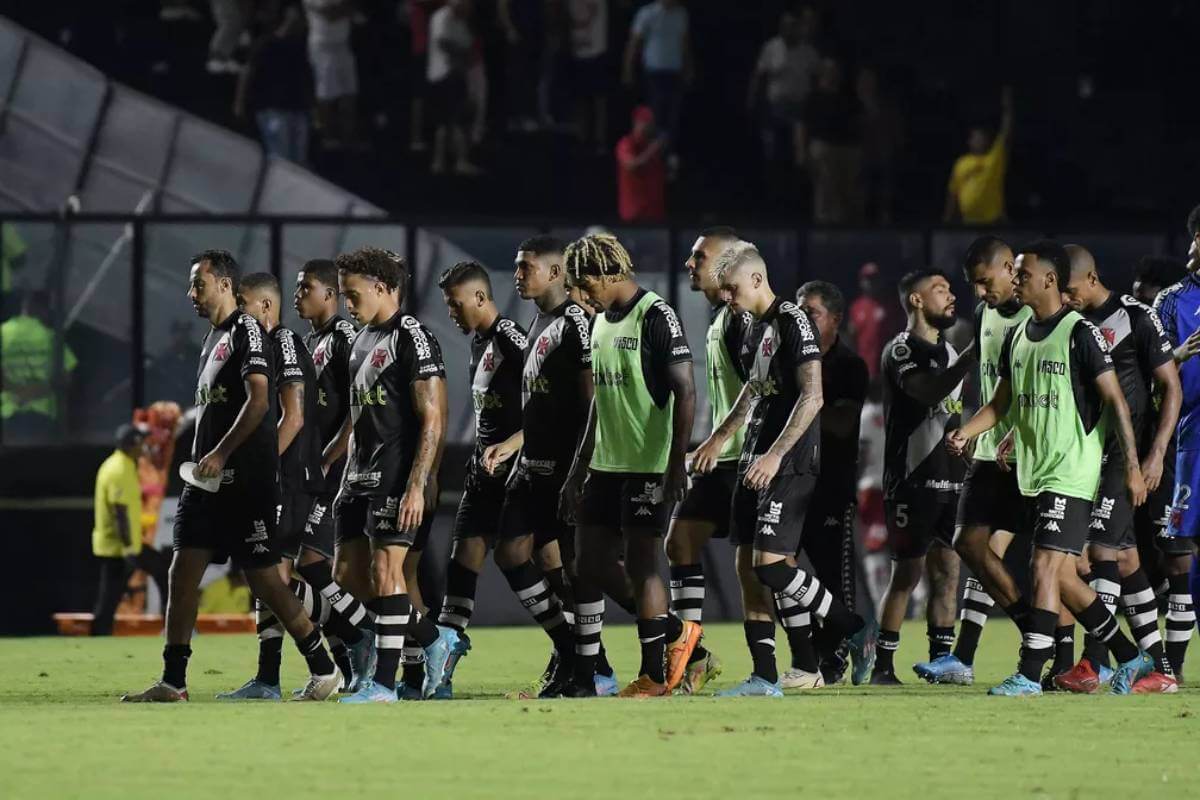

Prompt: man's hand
xmin=559 ymin=469 xmax=585 ymax=524
xmin=1177 ymin=328 xmax=1200 ymax=363
xmin=995 ymin=430 xmax=1015 ymax=472
xmin=1140 ymin=449 xmax=1166 ymax=493
xmin=398 ymin=485 xmax=425 ymax=533
xmin=689 ymin=437 xmax=724 ymax=476
xmin=945 ymin=428 xmax=969 ymax=457
xmin=482 ymin=439 xmax=521 ymax=475
xmin=664 ymin=458 xmax=688 ymax=505
xmin=195 ymin=449 xmax=227 ymax=479
xmin=1126 ymin=464 xmax=1148 ymax=508
xmin=743 ymin=453 xmax=782 ymax=491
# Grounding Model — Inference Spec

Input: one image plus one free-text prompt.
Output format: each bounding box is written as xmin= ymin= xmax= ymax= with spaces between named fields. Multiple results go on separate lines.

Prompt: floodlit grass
xmin=0 ymin=622 xmax=1196 ymax=799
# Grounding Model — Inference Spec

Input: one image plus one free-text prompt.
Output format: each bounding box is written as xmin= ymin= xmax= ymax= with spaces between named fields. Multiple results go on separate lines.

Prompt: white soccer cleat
xmin=292 ymin=671 xmax=341 ymax=702
xmin=780 ymin=668 xmax=826 ymax=690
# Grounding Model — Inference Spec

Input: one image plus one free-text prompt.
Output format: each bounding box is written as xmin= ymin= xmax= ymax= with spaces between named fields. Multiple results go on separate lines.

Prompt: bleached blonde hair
xmin=712 ymin=240 xmax=763 ymax=285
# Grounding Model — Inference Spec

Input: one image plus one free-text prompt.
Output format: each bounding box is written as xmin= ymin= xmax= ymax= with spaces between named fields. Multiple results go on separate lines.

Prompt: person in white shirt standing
xmin=567 ymin=0 xmax=610 ymax=156
xmin=428 ymin=0 xmax=481 ymax=175
xmin=303 ymin=0 xmax=359 ymax=149
xmin=747 ymin=8 xmax=820 ymax=171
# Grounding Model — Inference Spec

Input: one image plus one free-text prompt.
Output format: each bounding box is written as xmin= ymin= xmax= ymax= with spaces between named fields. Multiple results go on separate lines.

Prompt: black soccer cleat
xmin=560 ymin=677 xmax=598 ymax=698
xmin=869 ymin=668 xmax=902 ymax=686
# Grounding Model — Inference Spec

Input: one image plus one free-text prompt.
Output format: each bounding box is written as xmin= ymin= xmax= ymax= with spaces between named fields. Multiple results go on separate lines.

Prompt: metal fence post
xmin=131 ymin=219 xmax=145 ymax=409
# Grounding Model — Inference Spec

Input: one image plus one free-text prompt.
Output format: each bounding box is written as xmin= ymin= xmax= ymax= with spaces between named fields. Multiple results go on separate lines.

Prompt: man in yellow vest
xmin=92 ymin=424 xmax=147 ymax=635
xmin=1 ymin=290 xmax=76 ymax=443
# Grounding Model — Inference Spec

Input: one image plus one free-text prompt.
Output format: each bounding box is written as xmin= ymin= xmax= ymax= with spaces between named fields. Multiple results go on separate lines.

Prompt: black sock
xmin=162 ymin=643 xmax=191 ymax=689
xmin=876 ymin=629 xmax=899 ymax=673
xmin=544 ymin=566 xmax=575 ymax=625
xmin=953 ymin=577 xmax=994 ymax=666
xmin=1121 ymin=568 xmax=1172 ymax=676
xmin=775 ymin=592 xmax=817 ymax=671
xmin=1051 ymin=624 xmax=1075 ymax=675
xmin=1083 ymin=560 xmax=1120 ymax=668
xmin=927 ymin=624 xmax=955 ymax=660
xmin=371 ymin=594 xmax=411 ymax=690
xmin=669 ymin=563 xmax=705 ymax=623
xmin=745 ymin=620 xmax=778 ymax=684
xmin=1076 ymin=595 xmax=1138 ymax=664
xmin=254 ymin=597 xmax=284 ymax=685
xmin=665 ymin=611 xmax=684 ymax=643
xmin=636 ymin=616 xmax=667 ymax=683
xmin=1165 ymin=573 xmax=1195 ymax=677
xmin=1001 ymin=597 xmax=1032 ymax=632
xmin=573 ymin=592 xmax=604 ymax=686
xmin=402 ymin=645 xmax=426 ymax=692
xmin=295 ymin=628 xmax=336 ymax=676
xmin=328 ymin=637 xmax=353 ymax=688
xmin=438 ymin=559 xmax=479 ymax=633
xmin=502 ymin=561 xmax=573 ymax=653
xmin=1018 ymin=608 xmax=1056 ymax=682
xmin=613 ymin=592 xmax=637 ymax=617
xmin=408 ymin=609 xmax=439 ymax=648
xmin=595 ymin=642 xmax=614 ymax=678
xmin=297 ymin=561 xmax=368 ymax=641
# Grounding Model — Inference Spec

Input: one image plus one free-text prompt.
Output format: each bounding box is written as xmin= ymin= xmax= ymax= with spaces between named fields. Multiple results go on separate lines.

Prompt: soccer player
xmin=666 ymin=226 xmax=746 ymax=694
xmin=122 ymin=250 xmax=339 ymax=702
xmin=915 ymin=236 xmax=1032 ymax=686
xmin=1132 ymin=256 xmax=1186 ymax=308
xmin=559 ymin=232 xmax=701 ymax=698
xmin=782 ymin=280 xmax=870 ymax=687
xmin=331 ymin=247 xmax=454 ymax=703
xmin=488 ymin=235 xmax=600 ymax=697
xmin=948 ymin=240 xmax=1154 ymax=696
xmin=214 ymin=272 xmax=375 ymax=700
xmin=1058 ymin=245 xmax=1181 ymax=693
xmin=1151 ymin=207 xmax=1200 ymax=680
xmin=693 ymin=242 xmax=864 ymax=697
xmin=868 ymin=270 xmax=971 ymax=685
xmin=432 ymin=260 xmax=529 ymax=696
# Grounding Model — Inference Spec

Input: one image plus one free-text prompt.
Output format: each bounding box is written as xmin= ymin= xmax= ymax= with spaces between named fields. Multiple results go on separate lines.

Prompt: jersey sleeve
xmin=1072 ymin=319 xmax=1115 ymax=382
xmin=563 ymin=304 xmax=592 ymax=369
xmin=1131 ymin=301 xmax=1174 ymax=371
xmin=779 ymin=302 xmax=822 ymax=367
xmin=1153 ymin=287 xmax=1180 ymax=347
xmin=274 ymin=329 xmax=305 ymax=386
xmin=973 ymin=302 xmax=985 ymax=346
xmin=235 ymin=314 xmax=272 ymax=380
xmin=644 ymin=300 xmax=692 ymax=376
xmin=396 ymin=322 xmax=446 ymax=383
xmin=997 ymin=328 xmax=1016 ymax=380
xmin=723 ymin=310 xmax=753 ymax=381
xmin=494 ymin=318 xmax=528 ymax=363
xmin=884 ymin=335 xmax=925 ymax=389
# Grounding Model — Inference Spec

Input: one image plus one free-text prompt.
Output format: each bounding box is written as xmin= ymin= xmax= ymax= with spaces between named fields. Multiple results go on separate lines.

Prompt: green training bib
xmin=706 ymin=304 xmax=746 ymax=463
xmin=974 ymin=303 xmax=1033 ymax=462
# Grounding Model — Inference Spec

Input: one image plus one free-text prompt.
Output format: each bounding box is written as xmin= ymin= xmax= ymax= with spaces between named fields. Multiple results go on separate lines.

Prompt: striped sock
xmin=1077 ymin=595 xmax=1138 ymax=664
xmin=744 ymin=620 xmax=778 ymax=683
xmin=953 ymin=577 xmax=994 ymax=666
xmin=573 ymin=595 xmax=604 ymax=686
xmin=438 ymin=560 xmax=478 ymax=633
xmin=1166 ymin=572 xmax=1196 ymax=677
xmin=774 ymin=593 xmax=817 ymax=671
xmin=371 ymin=595 xmax=411 ymax=690
xmin=543 ymin=566 xmax=575 ymax=627
xmin=502 ymin=561 xmax=572 ymax=653
xmin=298 ymin=561 xmax=370 ymax=643
xmin=767 ymin=563 xmax=860 ymax=636
xmin=1018 ymin=609 xmax=1056 ymax=682
xmin=254 ymin=597 xmax=284 ymax=686
xmin=1083 ymin=561 xmax=1121 ymax=668
xmin=1121 ymin=569 xmax=1171 ymax=676
xmin=876 ymin=629 xmax=899 ymax=673
xmin=669 ymin=564 xmax=705 ymax=623
xmin=295 ymin=628 xmax=336 ymax=677
xmin=927 ymin=624 xmax=955 ymax=660
xmin=636 ymin=616 xmax=667 ymax=683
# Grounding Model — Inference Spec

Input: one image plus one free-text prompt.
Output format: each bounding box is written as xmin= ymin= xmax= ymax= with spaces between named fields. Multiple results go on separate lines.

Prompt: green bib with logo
xmin=591 ymin=291 xmax=674 ymax=473
xmin=1008 ymin=310 xmax=1103 ymax=500
xmin=974 ymin=303 xmax=1033 ymax=462
xmin=706 ymin=304 xmax=746 ymax=463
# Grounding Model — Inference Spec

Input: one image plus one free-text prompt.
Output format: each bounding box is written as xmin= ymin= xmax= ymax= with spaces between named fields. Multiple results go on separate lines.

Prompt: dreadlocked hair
xmin=564 ymin=233 xmax=635 ymax=283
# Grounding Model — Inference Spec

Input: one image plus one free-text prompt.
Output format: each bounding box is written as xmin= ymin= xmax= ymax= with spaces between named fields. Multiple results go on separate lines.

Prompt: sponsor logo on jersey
xmin=307 ymin=503 xmax=328 ymax=526
xmin=1042 ymin=520 xmax=1061 ymax=533
xmin=1089 ymin=518 xmax=1106 ymax=530
xmin=252 ymin=543 xmax=270 ymax=554
xmin=351 ymin=384 xmax=389 ymax=406
xmin=221 ymin=469 xmax=235 ymax=485
xmin=522 ymin=458 xmax=558 ymax=475
xmin=347 ymin=471 xmax=383 ymax=489
xmin=278 ymin=329 xmax=300 ymax=366
xmin=1017 ymin=392 xmax=1059 ymax=409
xmin=612 ymin=335 xmax=639 ymax=351
xmin=635 ymin=506 xmax=652 ymax=517
xmin=472 ymin=388 xmax=503 ymax=411
xmin=655 ymin=301 xmax=684 ymax=340
xmin=759 ymin=501 xmax=783 ymax=525
xmin=748 ymin=377 xmax=778 ymax=397
xmin=891 ymin=341 xmax=911 ymax=360
xmin=247 ymin=519 xmax=269 ymax=543
xmin=1041 ymin=496 xmax=1067 ymax=521
xmin=195 ymin=384 xmax=230 ymax=405
xmin=923 ymin=478 xmax=962 ymax=492
xmin=594 ymin=368 xmax=628 ymax=387
xmin=758 ymin=525 xmax=776 ymax=536
xmin=403 ymin=316 xmax=433 ymax=360
xmin=239 ymin=314 xmax=264 ymax=351
xmin=632 ymin=481 xmax=663 ymax=505
xmin=1093 ymin=496 xmax=1115 ymax=520
xmin=1037 ymin=359 xmax=1066 ymax=375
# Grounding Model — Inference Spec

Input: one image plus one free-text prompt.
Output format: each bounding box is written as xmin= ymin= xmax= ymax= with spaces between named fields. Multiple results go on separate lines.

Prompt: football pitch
xmin=1 ymin=622 xmax=1196 ymax=800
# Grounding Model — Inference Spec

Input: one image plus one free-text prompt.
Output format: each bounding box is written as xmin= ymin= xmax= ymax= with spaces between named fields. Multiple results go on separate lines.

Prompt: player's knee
xmin=952 ymin=527 xmax=986 ymax=563
xmin=752 ymin=559 xmax=793 ymax=593
xmin=889 ymin=559 xmax=923 ymax=591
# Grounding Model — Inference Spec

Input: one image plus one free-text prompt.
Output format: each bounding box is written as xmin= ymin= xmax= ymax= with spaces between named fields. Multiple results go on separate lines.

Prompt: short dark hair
xmin=1188 ymin=204 xmax=1200 ymax=239
xmin=897 ymin=269 xmax=947 ymax=311
xmin=962 ymin=235 xmax=1010 ymax=277
xmin=1018 ymin=239 xmax=1071 ymax=288
xmin=438 ymin=260 xmax=492 ymax=297
xmin=517 ymin=235 xmax=565 ymax=256
xmin=797 ymin=280 xmax=845 ymax=318
xmin=239 ymin=272 xmax=279 ymax=296
xmin=1134 ymin=255 xmax=1186 ymax=292
xmin=335 ymin=246 xmax=408 ymax=296
xmin=699 ymin=225 xmax=739 ymax=240
xmin=192 ymin=249 xmax=240 ymax=288
xmin=301 ymin=258 xmax=339 ymax=289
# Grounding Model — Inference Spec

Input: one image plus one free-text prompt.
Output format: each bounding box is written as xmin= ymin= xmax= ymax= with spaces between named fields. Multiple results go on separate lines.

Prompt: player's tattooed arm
xmin=197 ymin=373 xmax=271 ymax=478
xmin=277 ymin=382 xmax=305 ymax=456
xmin=948 ymin=378 xmax=1011 ymax=455
xmin=1143 ymin=360 xmax=1182 ymax=492
xmin=664 ymin=360 xmax=697 ymax=504
xmin=1095 ymin=370 xmax=1148 ymax=507
xmin=400 ymin=376 xmax=446 ymax=532
xmin=691 ymin=382 xmax=753 ymax=475
xmin=321 ymin=413 xmax=351 ymax=475
xmin=744 ymin=360 xmax=823 ymax=491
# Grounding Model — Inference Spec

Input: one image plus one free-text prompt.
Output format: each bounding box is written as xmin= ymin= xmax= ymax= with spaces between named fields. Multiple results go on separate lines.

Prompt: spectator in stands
xmin=235 ymin=5 xmax=312 ymax=164
xmin=857 ymin=65 xmax=902 ymax=223
xmin=806 ymin=56 xmax=862 ymax=223
xmin=747 ymin=7 xmax=820 ymax=170
xmin=623 ymin=0 xmax=691 ymax=171
xmin=303 ymin=0 xmax=360 ymax=150
xmin=500 ymin=0 xmax=548 ymax=131
xmin=616 ymin=105 xmax=666 ymax=223
xmin=207 ymin=0 xmax=247 ymax=74
xmin=406 ymin=1 xmax=440 ymax=153
xmin=847 ymin=262 xmax=902 ymax=382
xmin=1 ymin=290 xmax=76 ymax=445
xmin=943 ymin=86 xmax=1012 ymax=224
xmin=567 ymin=0 xmax=610 ymax=155
xmin=428 ymin=0 xmax=481 ymax=174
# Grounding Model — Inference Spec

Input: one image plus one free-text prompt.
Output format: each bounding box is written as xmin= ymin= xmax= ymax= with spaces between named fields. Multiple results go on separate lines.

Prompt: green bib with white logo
xmin=706 ymin=305 xmax=745 ymax=463
xmin=591 ymin=291 xmax=674 ymax=473
xmin=1008 ymin=310 xmax=1103 ymax=500
xmin=974 ymin=303 xmax=1033 ymax=462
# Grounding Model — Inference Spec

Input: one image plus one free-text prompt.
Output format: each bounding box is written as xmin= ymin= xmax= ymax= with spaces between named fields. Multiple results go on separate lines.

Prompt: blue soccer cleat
xmin=1110 ymin=652 xmax=1154 ymax=695
xmin=913 ymin=653 xmax=974 ymax=685
xmin=430 ymin=680 xmax=454 ymax=700
xmin=849 ymin=619 xmax=878 ymax=686
xmin=1098 ymin=663 xmax=1115 ymax=686
xmin=337 ymin=679 xmax=397 ymax=704
xmin=422 ymin=626 xmax=457 ymax=698
xmin=988 ymin=673 xmax=1043 ymax=696
xmin=431 ymin=630 xmax=472 ymax=700
xmin=215 ymin=679 xmax=281 ymax=700
xmin=594 ymin=670 xmax=619 ymax=697
xmin=715 ymin=674 xmax=784 ymax=697
xmin=345 ymin=628 xmax=377 ymax=695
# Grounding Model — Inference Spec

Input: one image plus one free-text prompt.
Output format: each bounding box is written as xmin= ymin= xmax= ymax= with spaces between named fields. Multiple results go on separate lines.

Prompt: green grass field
xmin=1 ymin=622 xmax=1197 ymax=799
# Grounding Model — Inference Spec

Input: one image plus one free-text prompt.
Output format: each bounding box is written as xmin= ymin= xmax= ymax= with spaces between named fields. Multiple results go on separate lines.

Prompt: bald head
xmin=1065 ymin=244 xmax=1096 ymax=277
xmin=1061 ymin=244 xmax=1107 ymax=312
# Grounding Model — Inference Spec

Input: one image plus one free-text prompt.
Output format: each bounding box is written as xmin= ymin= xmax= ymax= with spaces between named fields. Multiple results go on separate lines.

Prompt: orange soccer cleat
xmin=617 ymin=675 xmax=670 ymax=698
xmin=1131 ymin=671 xmax=1179 ymax=694
xmin=664 ymin=620 xmax=702 ymax=692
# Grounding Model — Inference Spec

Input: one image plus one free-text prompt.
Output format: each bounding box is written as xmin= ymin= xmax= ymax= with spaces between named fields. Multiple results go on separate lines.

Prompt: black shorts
xmin=1086 ymin=450 xmax=1136 ymax=550
xmin=886 ymin=486 xmax=956 ymax=560
xmin=578 ymin=470 xmax=670 ymax=535
xmin=499 ymin=462 xmax=572 ymax=549
xmin=303 ymin=494 xmax=337 ymax=559
xmin=1029 ymin=491 xmax=1092 ymax=555
xmin=731 ymin=471 xmax=819 ymax=555
xmin=334 ymin=493 xmax=434 ymax=550
xmin=1134 ymin=459 xmax=1192 ymax=555
xmin=173 ymin=484 xmax=281 ymax=571
xmin=276 ymin=491 xmax=313 ymax=560
xmin=800 ymin=489 xmax=855 ymax=554
xmin=671 ymin=464 xmax=737 ymax=538
xmin=453 ymin=465 xmax=508 ymax=541
xmin=956 ymin=459 xmax=1025 ymax=533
